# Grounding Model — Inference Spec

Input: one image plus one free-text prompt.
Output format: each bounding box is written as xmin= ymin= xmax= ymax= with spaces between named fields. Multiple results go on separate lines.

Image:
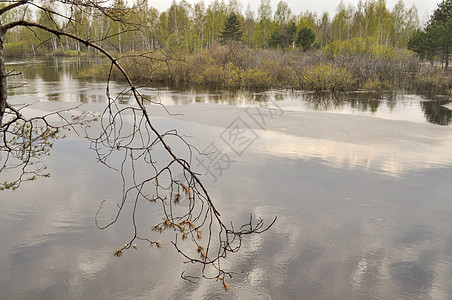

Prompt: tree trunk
xmin=30 ymin=38 xmax=36 ymax=57
xmin=445 ymin=45 xmax=449 ymax=69
xmin=118 ymin=23 xmax=122 ymax=53
xmin=0 ymin=28 xmax=7 ymax=127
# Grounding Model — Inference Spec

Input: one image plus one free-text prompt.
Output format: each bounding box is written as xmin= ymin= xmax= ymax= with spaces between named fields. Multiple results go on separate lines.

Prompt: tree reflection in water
xmin=421 ymin=100 xmax=452 ymax=126
xmin=302 ymin=91 xmax=451 ymax=126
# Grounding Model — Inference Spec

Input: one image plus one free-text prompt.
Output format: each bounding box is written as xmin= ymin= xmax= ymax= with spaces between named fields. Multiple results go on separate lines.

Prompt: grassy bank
xmin=79 ymin=40 xmax=452 ymax=94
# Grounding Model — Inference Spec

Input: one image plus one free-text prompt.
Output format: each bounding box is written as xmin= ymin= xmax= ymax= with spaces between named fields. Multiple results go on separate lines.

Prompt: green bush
xmin=77 ymin=64 xmax=110 ymax=80
xmin=64 ymin=50 xmax=80 ymax=56
xmin=301 ymin=63 xmax=356 ymax=91
xmin=4 ymin=42 xmax=30 ymax=58
xmin=51 ymin=49 xmax=65 ymax=56
xmin=360 ymin=79 xmax=393 ymax=91
xmin=414 ymin=67 xmax=452 ymax=93
xmin=241 ymin=67 xmax=272 ymax=88
xmin=323 ymin=38 xmax=373 ymax=58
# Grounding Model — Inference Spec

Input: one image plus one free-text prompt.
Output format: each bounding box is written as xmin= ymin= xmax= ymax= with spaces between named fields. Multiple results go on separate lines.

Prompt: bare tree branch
xmin=0 ymin=3 xmax=276 ymax=289
xmin=0 ymin=0 xmax=28 ymax=17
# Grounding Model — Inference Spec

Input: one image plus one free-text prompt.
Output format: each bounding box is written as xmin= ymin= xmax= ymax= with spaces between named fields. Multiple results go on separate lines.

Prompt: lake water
xmin=1 ymin=57 xmax=452 ymax=299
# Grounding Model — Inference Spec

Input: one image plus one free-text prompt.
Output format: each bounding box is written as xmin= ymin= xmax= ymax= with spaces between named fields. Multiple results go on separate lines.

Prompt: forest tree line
xmin=0 ymin=0 xmax=450 ymax=93
xmin=0 ymin=0 xmax=422 ymax=55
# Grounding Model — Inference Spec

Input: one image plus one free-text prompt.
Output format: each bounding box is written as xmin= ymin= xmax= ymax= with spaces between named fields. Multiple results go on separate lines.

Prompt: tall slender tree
xmin=244 ymin=4 xmax=255 ymax=47
xmin=257 ymin=0 xmax=272 ymax=47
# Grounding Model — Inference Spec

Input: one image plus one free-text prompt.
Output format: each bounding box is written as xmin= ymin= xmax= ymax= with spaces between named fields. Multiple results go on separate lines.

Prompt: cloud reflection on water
xmin=254 ymin=129 xmax=452 ymax=177
xmin=2 ymin=57 xmax=452 ymax=298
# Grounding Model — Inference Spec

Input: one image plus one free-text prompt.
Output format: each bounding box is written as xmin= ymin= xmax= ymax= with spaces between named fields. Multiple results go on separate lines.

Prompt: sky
xmin=148 ymin=0 xmax=439 ymax=24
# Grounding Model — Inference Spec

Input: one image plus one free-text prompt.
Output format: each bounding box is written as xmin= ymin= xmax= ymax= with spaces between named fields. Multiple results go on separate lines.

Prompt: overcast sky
xmin=148 ymin=0 xmax=439 ymax=24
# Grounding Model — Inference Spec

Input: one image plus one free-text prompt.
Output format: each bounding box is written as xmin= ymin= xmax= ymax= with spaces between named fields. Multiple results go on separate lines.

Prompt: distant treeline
xmin=2 ymin=0 xmax=450 ymax=93
xmin=1 ymin=0 xmax=421 ymax=55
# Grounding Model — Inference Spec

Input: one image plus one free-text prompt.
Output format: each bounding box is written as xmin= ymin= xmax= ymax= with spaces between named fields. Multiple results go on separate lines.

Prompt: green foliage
xmin=324 ymin=38 xmax=370 ymax=57
xmin=324 ymin=37 xmax=412 ymax=59
xmin=195 ymin=62 xmax=242 ymax=87
xmin=0 ymin=0 xmax=425 ymax=59
xmin=413 ymin=67 xmax=452 ymax=93
xmin=408 ymin=0 xmax=452 ymax=67
xmin=189 ymin=47 xmax=274 ymax=88
xmin=268 ymin=21 xmax=297 ymax=49
xmin=360 ymin=79 xmax=393 ymax=91
xmin=4 ymin=42 xmax=30 ymax=58
xmin=407 ymin=30 xmax=426 ymax=57
xmin=166 ymin=34 xmax=186 ymax=52
xmin=77 ymin=63 xmax=111 ymax=80
xmin=82 ymin=41 xmax=450 ymax=92
xmin=22 ymin=0 xmax=437 ymax=92
xmin=409 ymin=23 xmax=445 ymax=63
xmin=301 ymin=63 xmax=356 ymax=91
xmin=296 ymin=27 xmax=316 ymax=51
xmin=268 ymin=30 xmax=284 ymax=48
xmin=219 ymin=13 xmax=243 ymax=43
xmin=286 ymin=21 xmax=297 ymax=45
xmin=241 ymin=67 xmax=273 ymax=88
xmin=432 ymin=0 xmax=452 ymax=24
xmin=51 ymin=49 xmax=82 ymax=57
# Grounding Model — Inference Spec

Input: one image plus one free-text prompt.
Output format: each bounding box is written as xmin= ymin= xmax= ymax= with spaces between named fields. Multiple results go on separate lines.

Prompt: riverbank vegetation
xmin=80 ymin=39 xmax=450 ymax=93
xmin=2 ymin=0 xmax=451 ymax=93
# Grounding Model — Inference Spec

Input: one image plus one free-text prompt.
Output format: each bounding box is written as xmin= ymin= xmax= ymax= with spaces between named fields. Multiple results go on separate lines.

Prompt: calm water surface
xmin=1 ymin=57 xmax=452 ymax=299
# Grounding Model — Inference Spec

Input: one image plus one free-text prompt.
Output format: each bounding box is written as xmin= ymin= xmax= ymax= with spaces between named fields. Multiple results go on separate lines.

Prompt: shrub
xmin=4 ymin=42 xmax=29 ymax=58
xmin=323 ymin=38 xmax=419 ymax=90
xmin=301 ymin=63 xmax=356 ymax=91
xmin=413 ymin=67 xmax=452 ymax=93
xmin=323 ymin=38 xmax=373 ymax=58
xmin=64 ymin=50 xmax=80 ymax=56
xmin=241 ymin=67 xmax=272 ymax=88
xmin=360 ymin=79 xmax=393 ymax=91
xmin=77 ymin=63 xmax=110 ymax=80
xmin=51 ymin=49 xmax=82 ymax=56
xmin=78 ymin=43 xmax=442 ymax=92
xmin=51 ymin=49 xmax=65 ymax=56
